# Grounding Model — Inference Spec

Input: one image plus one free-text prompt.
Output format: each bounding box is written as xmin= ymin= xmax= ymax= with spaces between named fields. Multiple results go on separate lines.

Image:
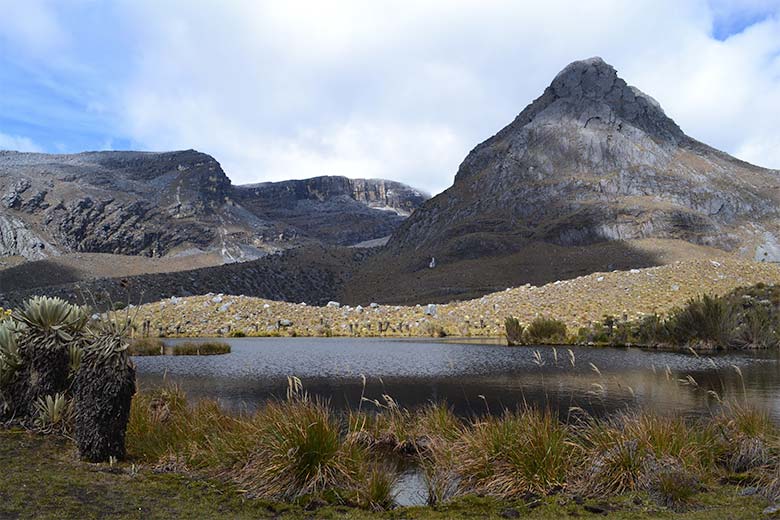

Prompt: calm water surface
xmin=134 ymin=337 xmax=780 ymax=420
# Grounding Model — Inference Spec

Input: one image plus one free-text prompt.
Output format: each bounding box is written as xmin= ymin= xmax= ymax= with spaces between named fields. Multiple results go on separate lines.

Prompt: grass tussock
xmin=523 ymin=317 xmax=568 ymax=345
xmin=128 ymin=340 xmax=232 ymax=356
xmin=455 ymin=407 xmax=576 ymax=498
xmin=127 ymin=381 xmax=395 ymax=509
xmin=124 ymin=380 xmax=780 ymax=512
xmin=504 ymin=317 xmax=523 ymax=346
xmin=128 ymin=338 xmax=165 ymax=356
xmin=172 ymin=341 xmax=231 ymax=356
xmin=235 ymin=396 xmax=364 ymax=500
xmin=715 ymin=402 xmax=775 ymax=473
xmin=576 ymin=412 xmax=721 ymax=497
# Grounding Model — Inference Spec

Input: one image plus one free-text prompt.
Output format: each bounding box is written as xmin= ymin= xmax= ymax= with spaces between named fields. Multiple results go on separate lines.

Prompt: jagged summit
xmin=542 ymin=57 xmax=683 ymax=143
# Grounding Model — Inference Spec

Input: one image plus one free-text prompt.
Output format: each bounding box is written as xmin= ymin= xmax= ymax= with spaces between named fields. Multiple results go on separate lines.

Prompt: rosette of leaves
xmin=7 ymin=297 xmax=88 ymax=420
xmin=74 ymin=320 xmax=136 ymax=462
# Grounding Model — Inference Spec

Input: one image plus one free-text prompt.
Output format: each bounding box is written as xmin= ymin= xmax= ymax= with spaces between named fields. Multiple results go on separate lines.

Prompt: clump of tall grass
xmin=714 ymin=402 xmax=774 ymax=473
xmin=645 ymin=461 xmax=700 ymax=512
xmin=575 ymin=412 xmax=720 ymax=498
xmin=504 ymin=317 xmax=524 ymax=346
xmin=127 ymin=380 xmax=396 ymax=508
xmin=455 ymin=407 xmax=576 ymax=498
xmin=734 ymin=305 xmax=779 ymax=349
xmin=235 ymin=396 xmax=364 ymax=500
xmin=355 ymin=394 xmax=418 ymax=454
xmin=126 ymin=385 xmax=191 ymax=461
xmin=524 ymin=317 xmax=567 ymax=344
xmin=667 ymin=294 xmax=737 ymax=348
xmin=355 ymin=462 xmax=398 ymax=511
xmin=128 ymin=338 xmax=165 ymax=356
xmin=172 ymin=341 xmax=231 ymax=356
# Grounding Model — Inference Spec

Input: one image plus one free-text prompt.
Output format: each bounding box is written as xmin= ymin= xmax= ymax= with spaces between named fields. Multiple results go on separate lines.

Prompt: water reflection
xmin=133 ymin=337 xmax=780 ymax=419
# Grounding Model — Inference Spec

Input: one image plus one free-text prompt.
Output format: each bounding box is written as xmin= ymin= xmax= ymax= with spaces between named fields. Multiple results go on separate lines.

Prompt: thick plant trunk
xmin=74 ymin=363 xmax=136 ymax=462
xmin=2 ymin=341 xmax=69 ymax=422
xmin=23 ymin=344 xmax=70 ymax=415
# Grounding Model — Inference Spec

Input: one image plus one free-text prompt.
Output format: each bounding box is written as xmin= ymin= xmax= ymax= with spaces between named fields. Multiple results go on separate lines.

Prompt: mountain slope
xmin=233 ymin=176 xmax=426 ymax=246
xmin=346 ymin=57 xmax=780 ymax=303
xmin=0 ymin=150 xmax=427 ymax=263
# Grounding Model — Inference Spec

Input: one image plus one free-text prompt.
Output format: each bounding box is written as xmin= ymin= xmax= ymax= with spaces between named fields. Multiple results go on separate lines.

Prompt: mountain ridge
xmin=0 ymin=149 xmax=427 ymax=263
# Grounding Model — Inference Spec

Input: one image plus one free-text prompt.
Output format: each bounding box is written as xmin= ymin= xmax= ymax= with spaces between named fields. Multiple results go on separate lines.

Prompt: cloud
xmin=0 ymin=132 xmax=43 ymax=152
xmin=2 ymin=1 xmax=780 ymax=194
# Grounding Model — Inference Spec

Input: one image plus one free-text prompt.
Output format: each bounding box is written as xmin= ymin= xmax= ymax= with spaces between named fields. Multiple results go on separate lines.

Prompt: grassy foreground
xmin=5 ymin=376 xmax=780 ymax=519
xmin=0 ymin=431 xmax=769 ymax=520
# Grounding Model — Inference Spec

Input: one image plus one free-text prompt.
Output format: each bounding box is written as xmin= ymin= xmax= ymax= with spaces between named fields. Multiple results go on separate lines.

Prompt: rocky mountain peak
xmin=385 ymin=56 xmax=780 ymax=289
xmin=503 ymin=57 xmax=684 ymax=147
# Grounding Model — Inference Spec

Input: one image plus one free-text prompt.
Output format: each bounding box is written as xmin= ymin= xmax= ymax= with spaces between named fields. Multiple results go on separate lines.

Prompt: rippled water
xmin=134 ymin=337 xmax=780 ymax=420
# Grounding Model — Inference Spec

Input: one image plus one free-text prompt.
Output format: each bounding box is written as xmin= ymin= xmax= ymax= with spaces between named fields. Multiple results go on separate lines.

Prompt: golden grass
xmin=129 ymin=258 xmax=780 ymax=339
xmin=124 ymin=380 xmax=780 ymax=510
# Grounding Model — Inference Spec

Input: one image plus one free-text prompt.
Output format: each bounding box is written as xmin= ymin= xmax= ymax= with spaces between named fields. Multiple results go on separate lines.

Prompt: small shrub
xmin=421 ymin=322 xmax=447 ymax=338
xmin=229 ymin=330 xmax=246 ymax=338
xmin=667 ymin=294 xmax=737 ymax=348
xmin=636 ymin=314 xmax=669 ymax=345
xmin=524 ymin=317 xmax=567 ymax=344
xmin=504 ymin=317 xmax=524 ymax=346
xmin=734 ymin=305 xmax=778 ymax=349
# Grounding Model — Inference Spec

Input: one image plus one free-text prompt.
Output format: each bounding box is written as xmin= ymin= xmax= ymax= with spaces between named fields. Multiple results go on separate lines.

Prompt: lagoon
xmin=134 ymin=337 xmax=780 ymax=420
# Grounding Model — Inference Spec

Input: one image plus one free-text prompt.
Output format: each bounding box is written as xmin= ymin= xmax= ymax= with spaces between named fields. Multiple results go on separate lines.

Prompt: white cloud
xmin=0 ymin=0 xmax=67 ymax=54
xmin=3 ymin=1 xmax=780 ymax=194
xmin=0 ymin=132 xmax=43 ymax=152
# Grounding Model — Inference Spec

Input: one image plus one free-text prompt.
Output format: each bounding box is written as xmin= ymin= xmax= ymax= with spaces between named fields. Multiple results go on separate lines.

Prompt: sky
xmin=1 ymin=1 xmax=779 ymax=195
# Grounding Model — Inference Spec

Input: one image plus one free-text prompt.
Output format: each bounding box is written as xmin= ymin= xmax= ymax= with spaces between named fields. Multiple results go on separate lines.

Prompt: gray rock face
xmin=233 ymin=176 xmax=428 ymax=246
xmin=389 ymin=57 xmax=780 ymax=264
xmin=0 ymin=214 xmax=54 ymax=260
xmin=0 ymin=150 xmax=427 ymax=262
